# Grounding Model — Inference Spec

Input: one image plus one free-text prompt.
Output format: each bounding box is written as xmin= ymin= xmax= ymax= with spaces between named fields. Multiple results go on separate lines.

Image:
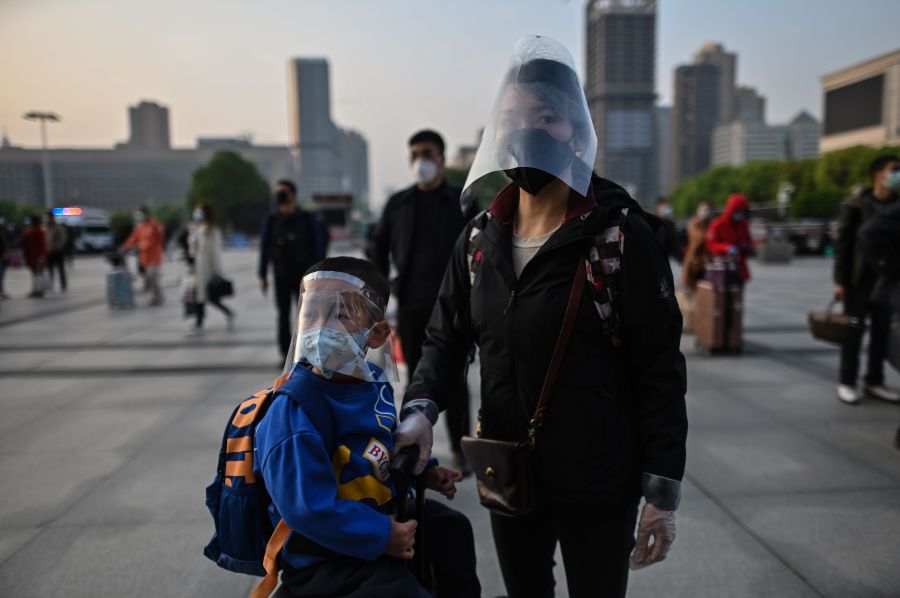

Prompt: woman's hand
xmin=384 ymin=515 xmax=417 ymax=560
xmin=425 ymin=465 xmax=463 ymax=500
xmin=630 ymin=503 xmax=676 ymax=570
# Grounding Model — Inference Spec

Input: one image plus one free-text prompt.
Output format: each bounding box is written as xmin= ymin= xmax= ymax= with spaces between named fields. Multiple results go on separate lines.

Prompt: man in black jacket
xmin=259 ymin=179 xmax=326 ymax=361
xmin=834 ymin=155 xmax=900 ymax=405
xmin=367 ymin=130 xmax=476 ymax=469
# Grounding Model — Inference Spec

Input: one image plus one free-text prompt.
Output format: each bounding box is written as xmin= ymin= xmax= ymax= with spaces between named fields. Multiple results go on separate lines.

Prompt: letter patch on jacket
xmin=363 ymin=438 xmax=391 ymax=482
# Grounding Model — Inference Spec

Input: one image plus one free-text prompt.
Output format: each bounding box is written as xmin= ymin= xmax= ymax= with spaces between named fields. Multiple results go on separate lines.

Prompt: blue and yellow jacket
xmin=254 ymin=365 xmax=400 ymax=570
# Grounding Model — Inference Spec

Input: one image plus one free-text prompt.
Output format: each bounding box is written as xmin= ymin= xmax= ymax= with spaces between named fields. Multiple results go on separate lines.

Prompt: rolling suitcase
xmin=106 ymin=269 xmax=134 ymax=309
xmin=694 ymin=281 xmax=743 ymax=353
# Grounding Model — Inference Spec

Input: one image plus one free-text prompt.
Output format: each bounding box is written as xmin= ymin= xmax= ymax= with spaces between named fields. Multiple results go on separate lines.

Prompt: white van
xmin=51 ymin=206 xmax=114 ymax=253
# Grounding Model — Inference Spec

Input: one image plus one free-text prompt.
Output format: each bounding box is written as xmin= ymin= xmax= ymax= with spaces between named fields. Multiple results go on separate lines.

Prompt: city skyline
xmin=2 ymin=0 xmax=899 ymax=207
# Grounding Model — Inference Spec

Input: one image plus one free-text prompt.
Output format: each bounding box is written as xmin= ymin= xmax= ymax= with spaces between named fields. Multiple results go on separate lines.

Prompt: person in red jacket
xmin=706 ymin=193 xmax=753 ymax=282
xmin=21 ymin=216 xmax=48 ymax=298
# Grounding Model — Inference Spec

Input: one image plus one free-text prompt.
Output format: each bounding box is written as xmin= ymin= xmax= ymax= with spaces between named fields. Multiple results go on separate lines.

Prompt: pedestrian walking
xmin=706 ymin=193 xmax=753 ymax=283
xmin=258 ymin=180 xmax=328 ymax=361
xmin=44 ymin=211 xmax=68 ymax=292
xmin=682 ymin=202 xmax=712 ymax=290
xmin=391 ymin=36 xmax=687 ymax=598
xmin=654 ymin=198 xmax=684 ymax=263
xmin=185 ymin=203 xmax=233 ymax=337
xmin=834 ymin=154 xmax=900 ymax=405
xmin=21 ymin=216 xmax=48 ymax=298
xmin=120 ymin=206 xmax=165 ymax=306
xmin=367 ymin=129 xmax=477 ymax=472
xmin=0 ymin=217 xmax=10 ymax=300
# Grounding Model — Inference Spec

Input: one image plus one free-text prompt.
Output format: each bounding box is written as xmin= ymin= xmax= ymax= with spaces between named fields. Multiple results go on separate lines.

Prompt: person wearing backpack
xmin=392 ymin=36 xmax=687 ymax=598
xmin=258 ymin=180 xmax=329 ymax=361
xmin=210 ymin=257 xmax=479 ymax=598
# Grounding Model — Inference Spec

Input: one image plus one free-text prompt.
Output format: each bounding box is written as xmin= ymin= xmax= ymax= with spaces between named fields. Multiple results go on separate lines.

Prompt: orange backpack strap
xmin=250 ymin=519 xmax=292 ymax=598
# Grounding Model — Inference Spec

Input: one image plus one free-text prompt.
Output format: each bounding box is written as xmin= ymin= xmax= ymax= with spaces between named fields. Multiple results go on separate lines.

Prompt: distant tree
xmin=670 ymin=144 xmax=900 ymax=219
xmin=443 ymin=166 xmax=509 ymax=211
xmin=186 ymin=151 xmax=270 ymax=233
xmin=0 ymin=199 xmax=29 ymax=225
xmin=152 ymin=203 xmax=186 ymax=243
xmin=110 ymin=210 xmax=134 ymax=245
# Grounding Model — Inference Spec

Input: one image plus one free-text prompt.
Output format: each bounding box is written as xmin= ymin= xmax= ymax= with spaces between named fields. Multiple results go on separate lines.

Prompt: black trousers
xmin=840 ymin=284 xmax=891 ymax=386
xmin=195 ymin=298 xmax=233 ymax=327
xmin=274 ymin=499 xmax=479 ymax=598
xmin=274 ymin=272 xmax=303 ymax=359
xmin=397 ymin=303 xmax=469 ymax=452
xmin=48 ymin=250 xmax=67 ymax=291
xmin=490 ymin=500 xmax=639 ymax=598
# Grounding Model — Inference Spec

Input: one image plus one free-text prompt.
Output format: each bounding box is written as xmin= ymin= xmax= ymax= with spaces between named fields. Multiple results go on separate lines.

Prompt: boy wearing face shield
xmin=253 ymin=257 xmax=479 ymax=598
xmin=367 ymin=130 xmax=477 ymax=471
xmin=394 ymin=36 xmax=687 ymax=598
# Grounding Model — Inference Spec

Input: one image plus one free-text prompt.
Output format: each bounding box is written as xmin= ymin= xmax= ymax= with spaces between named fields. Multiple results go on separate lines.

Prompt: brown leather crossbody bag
xmin=460 ymin=259 xmax=586 ymax=517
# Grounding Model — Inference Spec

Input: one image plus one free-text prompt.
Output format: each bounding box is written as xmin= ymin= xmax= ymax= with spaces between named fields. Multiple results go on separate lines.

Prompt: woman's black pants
xmin=195 ymin=298 xmax=232 ymax=327
xmin=490 ymin=500 xmax=638 ymax=598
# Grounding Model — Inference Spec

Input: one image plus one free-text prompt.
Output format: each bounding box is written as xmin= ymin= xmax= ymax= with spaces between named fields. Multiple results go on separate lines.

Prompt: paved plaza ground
xmin=0 ymin=246 xmax=898 ymax=597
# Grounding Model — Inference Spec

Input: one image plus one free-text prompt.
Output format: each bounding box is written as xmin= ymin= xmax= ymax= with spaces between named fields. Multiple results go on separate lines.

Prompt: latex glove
xmin=630 ymin=503 xmax=676 ymax=570
xmin=392 ymin=410 xmax=434 ymax=475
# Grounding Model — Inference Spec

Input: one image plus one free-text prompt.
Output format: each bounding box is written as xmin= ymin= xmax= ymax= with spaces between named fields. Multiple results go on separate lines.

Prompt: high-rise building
xmin=127 ymin=101 xmax=170 ymax=149
xmin=287 ymin=57 xmax=370 ymax=207
xmin=712 ymin=120 xmax=786 ymax=166
xmin=671 ymin=64 xmax=720 ymax=185
xmin=693 ymin=42 xmax=737 ymax=124
xmin=656 ymin=106 xmax=672 ymax=196
xmin=820 ymin=48 xmax=900 ymax=152
xmin=735 ymin=86 xmax=766 ymax=123
xmin=786 ymin=111 xmax=820 ymax=160
xmin=337 ymin=128 xmax=370 ymax=210
xmin=288 ymin=58 xmax=338 ymax=175
xmin=585 ymin=0 xmax=657 ymax=203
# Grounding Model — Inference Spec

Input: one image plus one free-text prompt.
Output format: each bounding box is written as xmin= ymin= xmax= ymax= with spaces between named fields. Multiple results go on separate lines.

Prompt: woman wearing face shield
xmin=392 ymin=36 xmax=687 ymax=598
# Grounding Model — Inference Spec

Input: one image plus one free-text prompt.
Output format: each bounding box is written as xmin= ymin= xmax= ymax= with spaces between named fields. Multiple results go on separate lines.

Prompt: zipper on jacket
xmin=504 ymin=289 xmax=517 ymax=315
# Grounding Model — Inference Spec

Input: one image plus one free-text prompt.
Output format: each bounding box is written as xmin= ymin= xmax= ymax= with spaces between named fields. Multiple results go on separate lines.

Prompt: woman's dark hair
xmin=504 ymin=58 xmax=590 ymax=141
xmin=305 ymin=256 xmax=390 ymax=315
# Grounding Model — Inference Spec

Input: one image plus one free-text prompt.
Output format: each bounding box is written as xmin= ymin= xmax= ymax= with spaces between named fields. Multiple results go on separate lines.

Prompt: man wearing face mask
xmin=121 ymin=205 xmax=165 ymax=306
xmin=833 ymin=155 xmax=900 ymax=405
xmin=259 ymin=180 xmax=329 ymax=362
xmin=367 ymin=130 xmax=477 ymax=471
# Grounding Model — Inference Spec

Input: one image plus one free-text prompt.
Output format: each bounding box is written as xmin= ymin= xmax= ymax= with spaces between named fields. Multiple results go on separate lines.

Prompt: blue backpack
xmin=204 ymin=382 xmax=291 ymax=598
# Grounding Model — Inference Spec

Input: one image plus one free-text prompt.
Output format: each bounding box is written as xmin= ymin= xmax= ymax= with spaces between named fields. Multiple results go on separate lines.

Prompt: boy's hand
xmin=385 ymin=516 xmax=417 ymax=560
xmin=426 ymin=466 xmax=463 ymax=500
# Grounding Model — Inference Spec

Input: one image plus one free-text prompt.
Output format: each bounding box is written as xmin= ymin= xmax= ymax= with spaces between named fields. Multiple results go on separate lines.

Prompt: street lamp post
xmin=23 ymin=111 xmax=61 ymax=209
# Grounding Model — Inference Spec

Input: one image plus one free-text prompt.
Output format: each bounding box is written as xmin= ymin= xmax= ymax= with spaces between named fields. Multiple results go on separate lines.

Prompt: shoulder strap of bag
xmin=526 ymin=258 xmax=586 ymax=448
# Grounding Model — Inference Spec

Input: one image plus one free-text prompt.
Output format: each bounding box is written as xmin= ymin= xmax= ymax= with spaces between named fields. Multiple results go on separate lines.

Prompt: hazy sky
xmin=2 ymin=0 xmax=899 ymax=208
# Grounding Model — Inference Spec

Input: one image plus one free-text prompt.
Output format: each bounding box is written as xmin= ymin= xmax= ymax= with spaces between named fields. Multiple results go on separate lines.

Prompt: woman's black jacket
xmin=405 ymin=176 xmax=688 ymax=506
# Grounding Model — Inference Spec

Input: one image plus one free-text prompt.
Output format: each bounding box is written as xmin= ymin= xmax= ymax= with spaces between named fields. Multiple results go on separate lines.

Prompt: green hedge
xmin=670 ymin=144 xmax=900 ymax=218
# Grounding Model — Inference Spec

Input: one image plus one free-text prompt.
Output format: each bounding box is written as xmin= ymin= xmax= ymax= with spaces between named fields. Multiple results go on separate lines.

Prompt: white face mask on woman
xmin=411 ymin=158 xmax=439 ymax=186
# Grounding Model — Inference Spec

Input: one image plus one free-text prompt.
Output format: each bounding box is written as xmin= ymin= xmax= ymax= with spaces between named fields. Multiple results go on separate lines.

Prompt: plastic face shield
xmin=461 ymin=35 xmax=598 ymax=214
xmin=283 ymin=271 xmax=397 ymax=383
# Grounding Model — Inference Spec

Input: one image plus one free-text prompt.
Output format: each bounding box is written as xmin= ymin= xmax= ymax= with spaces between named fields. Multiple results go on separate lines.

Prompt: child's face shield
xmin=282 ymin=271 xmax=398 ymax=383
xmin=460 ymin=35 xmax=598 ymax=214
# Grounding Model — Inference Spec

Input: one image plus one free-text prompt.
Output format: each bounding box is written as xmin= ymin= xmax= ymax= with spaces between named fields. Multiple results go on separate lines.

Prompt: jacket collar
xmin=488 ymin=181 xmax=597 ymax=228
